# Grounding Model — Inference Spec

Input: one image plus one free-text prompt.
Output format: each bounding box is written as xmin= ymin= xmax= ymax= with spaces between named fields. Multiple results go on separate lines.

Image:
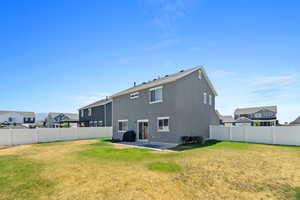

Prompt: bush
xmin=181 ymin=136 xmax=203 ymax=145
xmin=122 ymin=130 xmax=136 ymax=142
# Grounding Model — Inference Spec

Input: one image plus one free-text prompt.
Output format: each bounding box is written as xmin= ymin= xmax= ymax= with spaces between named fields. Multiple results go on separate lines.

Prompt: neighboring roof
xmin=220 ymin=115 xmax=235 ymax=123
xmin=235 ymin=106 xmax=277 ymax=115
xmin=0 ymin=110 xmax=35 ymax=117
xmin=48 ymin=113 xmax=79 ymax=120
xmin=79 ymin=98 xmax=112 ymax=110
xmin=111 ymin=66 xmax=218 ymax=98
xmin=290 ymin=116 xmax=300 ymax=125
xmin=235 ymin=117 xmax=252 ymax=123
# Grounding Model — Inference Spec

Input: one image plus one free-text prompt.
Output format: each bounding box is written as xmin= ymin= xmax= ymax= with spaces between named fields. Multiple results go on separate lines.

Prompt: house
xmin=234 ymin=106 xmax=278 ymax=126
xmin=234 ymin=117 xmax=252 ymax=127
xmin=290 ymin=116 xmax=300 ymax=126
xmin=78 ymin=98 xmax=112 ymax=127
xmin=45 ymin=113 xmax=79 ymax=128
xmin=0 ymin=110 xmax=35 ymax=125
xmin=220 ymin=115 xmax=235 ymax=126
xmin=111 ymin=66 xmax=220 ymax=144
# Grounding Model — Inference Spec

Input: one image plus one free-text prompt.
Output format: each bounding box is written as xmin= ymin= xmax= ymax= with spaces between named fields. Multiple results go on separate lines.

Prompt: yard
xmin=1 ymin=139 xmax=300 ymax=200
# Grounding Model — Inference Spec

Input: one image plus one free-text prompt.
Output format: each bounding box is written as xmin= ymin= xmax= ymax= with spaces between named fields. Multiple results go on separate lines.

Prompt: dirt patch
xmin=112 ymin=143 xmax=136 ymax=149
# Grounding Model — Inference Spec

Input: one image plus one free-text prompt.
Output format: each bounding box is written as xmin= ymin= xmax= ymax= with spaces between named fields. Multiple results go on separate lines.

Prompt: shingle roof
xmin=0 ymin=110 xmax=35 ymax=117
xmin=235 ymin=106 xmax=277 ymax=115
xmin=79 ymin=98 xmax=112 ymax=110
xmin=220 ymin=115 xmax=235 ymax=123
xmin=111 ymin=66 xmax=217 ymax=98
xmin=291 ymin=116 xmax=300 ymax=125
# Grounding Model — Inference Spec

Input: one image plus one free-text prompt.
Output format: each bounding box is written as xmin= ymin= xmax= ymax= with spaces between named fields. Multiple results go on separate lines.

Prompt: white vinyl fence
xmin=210 ymin=126 xmax=300 ymax=146
xmin=0 ymin=127 xmax=112 ymax=146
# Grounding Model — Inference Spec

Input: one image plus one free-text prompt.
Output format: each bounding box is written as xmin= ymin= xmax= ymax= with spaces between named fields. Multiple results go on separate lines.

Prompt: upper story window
xmin=149 ymin=86 xmax=163 ymax=104
xmin=130 ymin=92 xmax=140 ymax=99
xmin=254 ymin=113 xmax=262 ymax=118
xmin=157 ymin=117 xmax=169 ymax=132
xmin=203 ymin=92 xmax=207 ymax=104
xmin=198 ymin=70 xmax=202 ymax=80
xmin=88 ymin=108 xmax=92 ymax=116
xmin=80 ymin=110 xmax=84 ymax=117
xmin=209 ymin=94 xmax=212 ymax=106
xmin=118 ymin=120 xmax=128 ymax=132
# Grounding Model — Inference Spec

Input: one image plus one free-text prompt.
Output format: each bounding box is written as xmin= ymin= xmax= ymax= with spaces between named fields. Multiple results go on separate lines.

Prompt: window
xmin=157 ymin=117 xmax=169 ymax=132
xmin=118 ymin=120 xmax=128 ymax=132
xmin=130 ymin=92 xmax=140 ymax=99
xmin=255 ymin=113 xmax=262 ymax=118
xmin=98 ymin=121 xmax=103 ymax=127
xmin=150 ymin=86 xmax=163 ymax=104
xmin=198 ymin=70 xmax=202 ymax=80
xmin=209 ymin=94 xmax=212 ymax=106
xmin=88 ymin=108 xmax=92 ymax=116
xmin=203 ymin=92 xmax=207 ymax=104
xmin=80 ymin=110 xmax=84 ymax=117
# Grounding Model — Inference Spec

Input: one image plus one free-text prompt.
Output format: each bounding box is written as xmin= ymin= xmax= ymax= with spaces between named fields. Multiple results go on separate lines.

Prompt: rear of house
xmin=79 ymin=98 xmax=112 ymax=127
xmin=112 ymin=66 xmax=219 ymax=144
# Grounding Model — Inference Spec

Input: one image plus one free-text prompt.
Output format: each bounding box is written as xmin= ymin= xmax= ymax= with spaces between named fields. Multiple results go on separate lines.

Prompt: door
xmin=138 ymin=120 xmax=149 ymax=141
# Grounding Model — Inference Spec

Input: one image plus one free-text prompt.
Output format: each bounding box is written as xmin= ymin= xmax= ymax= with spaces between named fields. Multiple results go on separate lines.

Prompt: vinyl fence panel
xmin=210 ymin=125 xmax=300 ymax=146
xmin=0 ymin=127 xmax=112 ymax=146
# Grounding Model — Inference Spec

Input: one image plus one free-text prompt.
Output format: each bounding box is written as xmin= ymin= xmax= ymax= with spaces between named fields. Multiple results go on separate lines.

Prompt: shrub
xmin=181 ymin=136 xmax=203 ymax=145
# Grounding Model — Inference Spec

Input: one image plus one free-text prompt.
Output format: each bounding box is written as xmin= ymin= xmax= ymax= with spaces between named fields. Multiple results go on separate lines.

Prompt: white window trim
xmin=149 ymin=86 xmax=163 ymax=104
xmin=209 ymin=94 xmax=212 ymax=106
xmin=118 ymin=119 xmax=128 ymax=133
xmin=198 ymin=70 xmax=202 ymax=80
xmin=88 ymin=108 xmax=92 ymax=116
xmin=157 ymin=116 xmax=170 ymax=132
xmin=130 ymin=92 xmax=140 ymax=99
xmin=80 ymin=110 xmax=84 ymax=117
xmin=204 ymin=92 xmax=207 ymax=104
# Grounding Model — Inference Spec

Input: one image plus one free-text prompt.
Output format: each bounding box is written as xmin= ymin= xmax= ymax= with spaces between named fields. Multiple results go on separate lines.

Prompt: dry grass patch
xmin=1 ymin=139 xmax=300 ymax=200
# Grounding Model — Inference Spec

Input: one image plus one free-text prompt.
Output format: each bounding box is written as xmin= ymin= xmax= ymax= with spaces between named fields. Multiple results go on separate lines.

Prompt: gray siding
xmin=79 ymin=102 xmax=112 ymax=127
xmin=112 ymin=70 xmax=219 ymax=144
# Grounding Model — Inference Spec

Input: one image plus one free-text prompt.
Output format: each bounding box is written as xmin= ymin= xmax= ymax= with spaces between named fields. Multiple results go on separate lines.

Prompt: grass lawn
xmin=1 ymin=139 xmax=300 ymax=200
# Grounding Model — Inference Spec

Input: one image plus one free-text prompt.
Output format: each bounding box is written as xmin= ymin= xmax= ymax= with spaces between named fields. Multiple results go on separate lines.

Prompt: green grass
xmin=295 ymin=187 xmax=300 ymax=200
xmin=173 ymin=140 xmax=251 ymax=151
xmin=0 ymin=155 xmax=53 ymax=200
xmin=80 ymin=139 xmax=176 ymax=161
xmin=146 ymin=162 xmax=182 ymax=173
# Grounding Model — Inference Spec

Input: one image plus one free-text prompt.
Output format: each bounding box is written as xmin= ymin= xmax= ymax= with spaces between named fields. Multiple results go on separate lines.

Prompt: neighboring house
xmin=290 ymin=116 xmax=300 ymax=126
xmin=220 ymin=115 xmax=235 ymax=126
xmin=111 ymin=66 xmax=220 ymax=144
xmin=78 ymin=98 xmax=112 ymax=127
xmin=0 ymin=110 xmax=35 ymax=125
xmin=235 ymin=117 xmax=252 ymax=127
xmin=234 ymin=106 xmax=278 ymax=126
xmin=45 ymin=113 xmax=79 ymax=128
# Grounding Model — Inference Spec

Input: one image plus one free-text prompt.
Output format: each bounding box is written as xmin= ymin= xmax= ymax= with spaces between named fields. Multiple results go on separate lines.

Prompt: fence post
xmin=271 ymin=126 xmax=275 ymax=144
xmin=243 ymin=126 xmax=247 ymax=142
xmin=10 ymin=129 xmax=14 ymax=146
xmin=36 ymin=128 xmax=39 ymax=144
xmin=229 ymin=126 xmax=232 ymax=140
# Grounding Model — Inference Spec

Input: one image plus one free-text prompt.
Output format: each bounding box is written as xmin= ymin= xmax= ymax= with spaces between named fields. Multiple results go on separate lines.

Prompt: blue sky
xmin=0 ymin=0 xmax=299 ymax=122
